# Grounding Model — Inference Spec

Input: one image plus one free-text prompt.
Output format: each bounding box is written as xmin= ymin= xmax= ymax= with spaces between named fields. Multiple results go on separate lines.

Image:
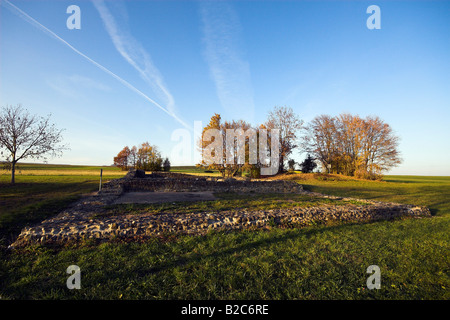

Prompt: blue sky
xmin=1 ymin=0 xmax=449 ymax=175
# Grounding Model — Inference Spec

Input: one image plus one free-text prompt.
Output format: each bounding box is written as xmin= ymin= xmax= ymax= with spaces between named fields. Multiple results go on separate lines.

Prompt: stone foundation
xmin=103 ymin=169 xmax=305 ymax=194
xmin=9 ymin=169 xmax=432 ymax=248
xmin=12 ymin=200 xmax=431 ymax=248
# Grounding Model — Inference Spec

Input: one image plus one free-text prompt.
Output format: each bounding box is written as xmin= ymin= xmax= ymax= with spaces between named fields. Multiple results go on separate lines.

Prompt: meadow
xmin=0 ymin=164 xmax=448 ymax=300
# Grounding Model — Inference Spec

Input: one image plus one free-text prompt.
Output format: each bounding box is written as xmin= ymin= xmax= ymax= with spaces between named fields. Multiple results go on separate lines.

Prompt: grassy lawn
xmin=0 ymin=164 xmax=126 ymax=244
xmin=93 ymin=193 xmax=369 ymax=218
xmin=300 ymin=175 xmax=450 ymax=216
xmin=171 ymin=165 xmax=222 ymax=177
xmin=0 ymin=165 xmax=448 ymax=300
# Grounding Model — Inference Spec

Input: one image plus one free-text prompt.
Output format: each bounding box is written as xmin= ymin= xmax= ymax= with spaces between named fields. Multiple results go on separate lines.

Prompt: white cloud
xmin=68 ymin=75 xmax=111 ymax=92
xmin=47 ymin=79 xmax=77 ymax=98
xmin=46 ymin=74 xmax=110 ymax=98
xmin=200 ymin=1 xmax=255 ymax=122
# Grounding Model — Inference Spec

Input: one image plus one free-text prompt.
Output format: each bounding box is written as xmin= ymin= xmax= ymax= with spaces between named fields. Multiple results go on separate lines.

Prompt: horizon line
xmin=1 ymin=161 xmax=448 ymax=177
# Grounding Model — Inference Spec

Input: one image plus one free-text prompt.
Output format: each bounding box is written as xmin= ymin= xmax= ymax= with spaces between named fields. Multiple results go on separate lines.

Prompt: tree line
xmin=197 ymin=106 xmax=304 ymax=178
xmin=302 ymin=114 xmax=401 ymax=179
xmin=113 ymin=142 xmax=170 ymax=172
xmin=0 ymin=104 xmax=401 ymax=184
xmin=199 ymin=106 xmax=401 ymax=180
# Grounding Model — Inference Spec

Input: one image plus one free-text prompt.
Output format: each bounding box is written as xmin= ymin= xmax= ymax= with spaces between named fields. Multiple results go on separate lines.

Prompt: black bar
xmin=0 ymin=300 xmax=446 ymax=319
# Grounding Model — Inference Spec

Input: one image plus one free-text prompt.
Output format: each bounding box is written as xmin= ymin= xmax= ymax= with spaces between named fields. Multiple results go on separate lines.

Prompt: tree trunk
xmin=11 ymin=160 xmax=16 ymax=184
xmin=279 ymin=154 xmax=284 ymax=174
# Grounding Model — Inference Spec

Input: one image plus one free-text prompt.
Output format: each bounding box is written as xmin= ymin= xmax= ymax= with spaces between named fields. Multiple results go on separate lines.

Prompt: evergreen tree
xmin=163 ymin=157 xmax=171 ymax=172
xmin=300 ymin=154 xmax=317 ymax=173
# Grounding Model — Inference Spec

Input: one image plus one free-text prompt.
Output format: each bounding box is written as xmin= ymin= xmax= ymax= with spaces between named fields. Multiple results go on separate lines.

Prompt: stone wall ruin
xmin=102 ymin=169 xmax=305 ymax=194
xmin=9 ymin=169 xmax=432 ymax=248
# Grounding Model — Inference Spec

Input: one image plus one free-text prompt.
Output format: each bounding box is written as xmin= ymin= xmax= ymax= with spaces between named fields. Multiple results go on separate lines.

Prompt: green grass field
xmin=92 ymin=193 xmax=369 ymax=219
xmin=0 ymin=164 xmax=448 ymax=300
xmin=0 ymin=164 xmax=126 ymax=244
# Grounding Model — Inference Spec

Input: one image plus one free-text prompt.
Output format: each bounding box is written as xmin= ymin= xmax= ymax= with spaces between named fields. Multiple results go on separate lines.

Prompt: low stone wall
xmin=10 ymin=192 xmax=431 ymax=248
xmin=100 ymin=169 xmax=304 ymax=194
xmin=122 ymin=179 xmax=303 ymax=193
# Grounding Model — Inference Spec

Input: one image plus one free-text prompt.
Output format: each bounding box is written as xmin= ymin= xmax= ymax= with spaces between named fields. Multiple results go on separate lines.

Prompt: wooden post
xmin=99 ymin=169 xmax=103 ymax=191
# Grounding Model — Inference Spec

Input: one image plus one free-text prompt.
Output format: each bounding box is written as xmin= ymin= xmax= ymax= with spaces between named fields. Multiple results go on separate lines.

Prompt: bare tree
xmin=359 ymin=115 xmax=402 ymax=176
xmin=302 ymin=114 xmax=338 ymax=173
xmin=265 ymin=106 xmax=303 ymax=173
xmin=0 ymin=104 xmax=68 ymax=183
xmin=129 ymin=145 xmax=137 ymax=169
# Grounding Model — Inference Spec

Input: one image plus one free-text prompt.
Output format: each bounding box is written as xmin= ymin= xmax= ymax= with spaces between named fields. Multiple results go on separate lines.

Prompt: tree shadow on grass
xmin=0 ymin=193 xmax=86 ymax=246
xmin=427 ymin=201 xmax=450 ymax=216
xmin=144 ymin=223 xmax=362 ymax=276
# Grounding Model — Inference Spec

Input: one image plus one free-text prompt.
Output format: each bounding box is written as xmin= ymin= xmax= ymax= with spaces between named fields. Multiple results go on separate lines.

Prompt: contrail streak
xmin=93 ymin=0 xmax=176 ymax=116
xmin=1 ymin=0 xmax=191 ymax=130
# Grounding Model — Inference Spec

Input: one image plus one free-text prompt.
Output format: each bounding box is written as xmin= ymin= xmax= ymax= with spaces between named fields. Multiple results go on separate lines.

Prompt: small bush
xmin=354 ymin=169 xmax=383 ymax=181
xmin=240 ymin=166 xmax=260 ymax=179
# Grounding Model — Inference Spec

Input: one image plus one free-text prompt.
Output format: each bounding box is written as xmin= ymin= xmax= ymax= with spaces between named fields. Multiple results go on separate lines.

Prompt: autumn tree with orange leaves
xmin=114 ymin=142 xmax=163 ymax=171
xmin=302 ymin=113 xmax=401 ymax=179
xmin=197 ymin=113 xmax=257 ymax=178
xmin=113 ymin=146 xmax=131 ymax=170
